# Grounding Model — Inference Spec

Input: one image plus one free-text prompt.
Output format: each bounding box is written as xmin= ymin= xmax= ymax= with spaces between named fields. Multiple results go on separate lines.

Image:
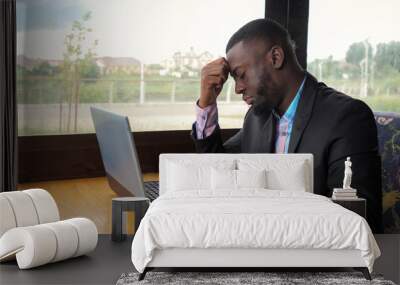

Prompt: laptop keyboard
xmin=144 ymin=181 xmax=159 ymax=201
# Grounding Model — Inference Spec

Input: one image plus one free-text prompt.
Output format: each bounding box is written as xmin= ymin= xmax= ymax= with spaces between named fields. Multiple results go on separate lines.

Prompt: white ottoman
xmin=0 ymin=189 xmax=98 ymax=269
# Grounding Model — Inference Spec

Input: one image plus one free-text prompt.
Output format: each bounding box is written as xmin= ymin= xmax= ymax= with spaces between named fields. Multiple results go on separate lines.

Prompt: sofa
xmin=374 ymin=112 xmax=400 ymax=233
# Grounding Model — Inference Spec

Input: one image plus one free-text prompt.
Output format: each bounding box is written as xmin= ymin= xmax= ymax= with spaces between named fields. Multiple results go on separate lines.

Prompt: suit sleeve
xmin=327 ymin=99 xmax=383 ymax=233
xmin=191 ymin=123 xmax=242 ymax=153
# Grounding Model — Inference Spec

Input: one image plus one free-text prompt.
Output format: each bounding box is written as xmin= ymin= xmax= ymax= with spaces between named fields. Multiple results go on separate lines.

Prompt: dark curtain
xmin=0 ymin=0 xmax=17 ymax=192
xmin=265 ymin=0 xmax=309 ymax=69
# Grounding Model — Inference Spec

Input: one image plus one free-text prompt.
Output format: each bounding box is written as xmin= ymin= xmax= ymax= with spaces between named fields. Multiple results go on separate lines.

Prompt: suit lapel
xmin=263 ymin=113 xmax=276 ymax=153
xmin=287 ymin=73 xmax=318 ymax=153
xmin=247 ymin=107 xmax=276 ymax=153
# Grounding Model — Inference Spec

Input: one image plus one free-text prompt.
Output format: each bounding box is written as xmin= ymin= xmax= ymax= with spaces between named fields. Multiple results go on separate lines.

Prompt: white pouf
xmin=24 ymin=188 xmax=60 ymax=223
xmin=0 ymin=196 xmax=17 ymax=237
xmin=0 ymin=189 xmax=98 ymax=269
xmin=1 ymin=191 xmax=40 ymax=227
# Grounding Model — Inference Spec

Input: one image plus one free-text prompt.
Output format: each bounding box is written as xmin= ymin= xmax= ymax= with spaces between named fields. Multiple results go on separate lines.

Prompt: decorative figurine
xmin=342 ymin=157 xmax=353 ymax=189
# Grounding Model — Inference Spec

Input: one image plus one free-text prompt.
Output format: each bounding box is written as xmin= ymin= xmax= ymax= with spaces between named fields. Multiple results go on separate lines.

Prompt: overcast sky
xmin=17 ymin=0 xmax=400 ymax=64
xmin=308 ymin=0 xmax=400 ymax=61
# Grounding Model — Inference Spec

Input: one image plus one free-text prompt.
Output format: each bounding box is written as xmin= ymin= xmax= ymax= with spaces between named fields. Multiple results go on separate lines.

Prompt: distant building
xmin=18 ymin=53 xmax=215 ymax=78
xmin=160 ymin=47 xmax=213 ymax=77
xmin=17 ymin=55 xmax=63 ymax=71
xmin=47 ymin=59 xmax=63 ymax=68
xmin=95 ymin=57 xmax=141 ymax=75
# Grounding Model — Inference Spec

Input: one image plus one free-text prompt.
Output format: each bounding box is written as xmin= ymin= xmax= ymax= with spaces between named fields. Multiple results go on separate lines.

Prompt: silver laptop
xmin=90 ymin=107 xmax=159 ymax=201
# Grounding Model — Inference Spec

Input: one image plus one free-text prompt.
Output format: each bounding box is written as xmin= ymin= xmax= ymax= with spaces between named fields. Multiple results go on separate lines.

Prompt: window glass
xmin=308 ymin=0 xmax=400 ymax=113
xmin=16 ymin=0 xmax=264 ymax=135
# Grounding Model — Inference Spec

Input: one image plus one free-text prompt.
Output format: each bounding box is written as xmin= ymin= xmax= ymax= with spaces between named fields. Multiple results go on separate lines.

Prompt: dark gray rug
xmin=116 ymin=271 xmax=396 ymax=285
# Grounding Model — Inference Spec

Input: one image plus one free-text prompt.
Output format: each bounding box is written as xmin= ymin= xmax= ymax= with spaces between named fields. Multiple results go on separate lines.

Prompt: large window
xmin=16 ymin=0 xmax=264 ymax=135
xmin=308 ymin=0 xmax=400 ymax=113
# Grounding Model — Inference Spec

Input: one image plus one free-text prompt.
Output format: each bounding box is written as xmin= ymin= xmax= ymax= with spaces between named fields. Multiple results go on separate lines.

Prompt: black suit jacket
xmin=192 ymin=73 xmax=383 ymax=233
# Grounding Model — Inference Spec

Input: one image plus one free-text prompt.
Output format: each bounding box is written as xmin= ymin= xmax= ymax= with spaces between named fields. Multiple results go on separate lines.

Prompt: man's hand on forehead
xmin=199 ymin=57 xmax=231 ymax=108
xmin=217 ymin=58 xmax=230 ymax=86
xmin=221 ymin=57 xmax=231 ymax=72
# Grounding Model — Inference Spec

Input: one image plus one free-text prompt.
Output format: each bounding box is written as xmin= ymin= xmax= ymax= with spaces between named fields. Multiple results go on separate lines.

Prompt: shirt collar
xmin=272 ymin=76 xmax=307 ymax=121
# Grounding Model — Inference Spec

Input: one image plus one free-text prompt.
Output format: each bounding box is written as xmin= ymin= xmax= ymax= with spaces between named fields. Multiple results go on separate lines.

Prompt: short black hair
xmin=226 ymin=18 xmax=296 ymax=58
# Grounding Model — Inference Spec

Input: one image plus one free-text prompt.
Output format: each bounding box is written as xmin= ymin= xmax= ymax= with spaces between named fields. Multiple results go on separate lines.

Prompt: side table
xmin=112 ymin=197 xmax=150 ymax=242
xmin=331 ymin=197 xmax=366 ymax=218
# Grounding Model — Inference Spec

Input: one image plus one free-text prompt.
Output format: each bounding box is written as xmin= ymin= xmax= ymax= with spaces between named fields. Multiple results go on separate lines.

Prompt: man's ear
xmin=268 ymin=45 xmax=285 ymax=69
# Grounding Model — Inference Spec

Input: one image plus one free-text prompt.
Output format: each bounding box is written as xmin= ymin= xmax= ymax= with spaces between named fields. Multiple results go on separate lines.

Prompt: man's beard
xmin=252 ymin=75 xmax=281 ymax=116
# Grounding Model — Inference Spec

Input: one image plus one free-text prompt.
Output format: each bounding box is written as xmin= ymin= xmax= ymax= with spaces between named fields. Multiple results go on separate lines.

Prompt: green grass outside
xmin=363 ymin=96 xmax=400 ymax=113
xmin=17 ymin=75 xmax=400 ymax=114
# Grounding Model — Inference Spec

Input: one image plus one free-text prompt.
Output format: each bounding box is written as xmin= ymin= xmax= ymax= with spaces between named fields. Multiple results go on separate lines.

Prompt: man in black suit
xmin=191 ymin=19 xmax=383 ymax=233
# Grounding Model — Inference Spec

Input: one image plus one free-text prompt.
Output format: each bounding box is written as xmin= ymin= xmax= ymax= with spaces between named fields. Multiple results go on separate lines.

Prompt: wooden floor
xmin=17 ymin=173 xmax=159 ymax=234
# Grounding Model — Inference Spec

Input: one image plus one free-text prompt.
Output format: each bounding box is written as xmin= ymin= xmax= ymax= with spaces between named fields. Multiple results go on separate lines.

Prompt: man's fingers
xmin=217 ymin=58 xmax=230 ymax=74
xmin=205 ymin=72 xmax=228 ymax=84
xmin=206 ymin=58 xmax=230 ymax=72
xmin=206 ymin=75 xmax=226 ymax=87
xmin=204 ymin=64 xmax=229 ymax=75
xmin=214 ymin=57 xmax=227 ymax=64
xmin=222 ymin=59 xmax=230 ymax=71
xmin=203 ymin=68 xmax=224 ymax=77
xmin=204 ymin=65 xmax=229 ymax=82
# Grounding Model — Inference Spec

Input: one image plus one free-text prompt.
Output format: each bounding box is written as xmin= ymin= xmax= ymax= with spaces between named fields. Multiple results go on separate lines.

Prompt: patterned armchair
xmin=374 ymin=112 xmax=400 ymax=233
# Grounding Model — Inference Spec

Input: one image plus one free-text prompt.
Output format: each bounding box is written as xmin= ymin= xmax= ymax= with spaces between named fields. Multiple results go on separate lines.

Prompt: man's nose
xmin=235 ymin=82 xmax=245 ymax=94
